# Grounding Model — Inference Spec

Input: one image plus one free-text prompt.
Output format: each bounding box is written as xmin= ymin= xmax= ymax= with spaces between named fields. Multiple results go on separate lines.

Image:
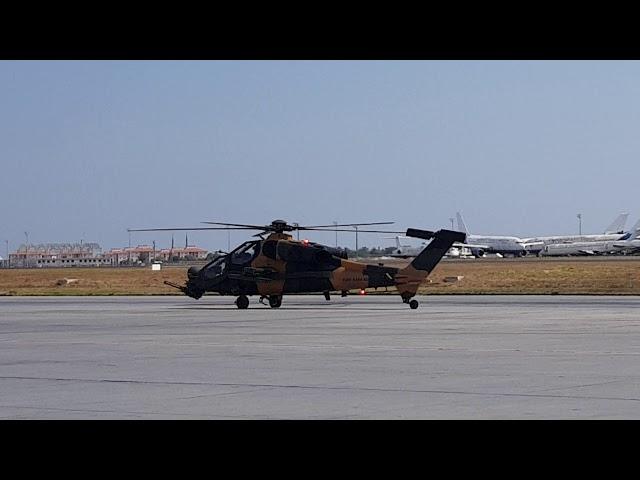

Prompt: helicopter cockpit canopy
xmin=200 ymin=254 xmax=226 ymax=279
xmin=200 ymin=240 xmax=260 ymax=279
xmin=230 ymin=240 xmax=260 ymax=266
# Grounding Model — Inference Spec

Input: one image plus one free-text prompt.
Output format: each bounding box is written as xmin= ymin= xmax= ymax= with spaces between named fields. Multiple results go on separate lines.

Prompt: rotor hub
xmin=270 ymin=219 xmax=291 ymax=233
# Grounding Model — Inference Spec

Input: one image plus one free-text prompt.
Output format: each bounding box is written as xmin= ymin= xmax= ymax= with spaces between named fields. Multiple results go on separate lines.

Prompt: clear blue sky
xmin=1 ymin=60 xmax=639 ymax=253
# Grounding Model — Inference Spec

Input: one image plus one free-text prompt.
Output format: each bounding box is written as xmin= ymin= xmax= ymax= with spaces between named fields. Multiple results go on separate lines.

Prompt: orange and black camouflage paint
xmin=181 ymin=228 xmax=466 ymax=306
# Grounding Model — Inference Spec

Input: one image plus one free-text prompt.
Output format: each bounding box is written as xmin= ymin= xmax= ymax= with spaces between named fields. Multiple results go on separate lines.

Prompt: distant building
xmin=6 ymin=241 xmax=209 ymax=268
xmin=9 ymin=243 xmax=108 ymax=268
xmin=156 ymin=246 xmax=209 ymax=261
xmin=103 ymin=245 xmax=208 ymax=265
xmin=103 ymin=245 xmax=153 ymax=265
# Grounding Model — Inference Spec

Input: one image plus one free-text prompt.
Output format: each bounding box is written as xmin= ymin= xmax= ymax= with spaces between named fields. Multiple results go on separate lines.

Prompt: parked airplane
xmin=540 ymin=218 xmax=640 ymax=256
xmin=444 ymin=245 xmax=474 ymax=258
xmin=522 ymin=213 xmax=630 ymax=251
xmin=611 ymin=221 xmax=640 ymax=254
xmin=386 ymin=235 xmax=475 ymax=259
xmin=456 ymin=212 xmax=543 ymax=257
xmin=386 ymin=236 xmax=424 ymax=258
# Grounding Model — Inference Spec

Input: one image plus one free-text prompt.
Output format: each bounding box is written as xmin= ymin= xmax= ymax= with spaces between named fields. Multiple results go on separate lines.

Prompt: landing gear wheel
xmin=409 ymin=299 xmax=419 ymax=309
xmin=268 ymin=295 xmax=282 ymax=308
xmin=236 ymin=295 xmax=249 ymax=309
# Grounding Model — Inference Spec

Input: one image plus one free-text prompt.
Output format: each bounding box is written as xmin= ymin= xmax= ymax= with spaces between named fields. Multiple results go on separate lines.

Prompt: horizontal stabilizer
xmin=434 ymin=229 xmax=467 ymax=244
xmin=405 ymin=228 xmax=435 ymax=240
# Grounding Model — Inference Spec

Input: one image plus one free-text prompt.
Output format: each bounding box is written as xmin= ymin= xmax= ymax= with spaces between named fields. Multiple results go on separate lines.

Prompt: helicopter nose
xmin=187 ymin=266 xmax=201 ymax=278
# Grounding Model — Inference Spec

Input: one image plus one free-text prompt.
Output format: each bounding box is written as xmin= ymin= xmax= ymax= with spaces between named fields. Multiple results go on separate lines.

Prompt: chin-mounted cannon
xmin=164 ymin=280 xmax=204 ymax=299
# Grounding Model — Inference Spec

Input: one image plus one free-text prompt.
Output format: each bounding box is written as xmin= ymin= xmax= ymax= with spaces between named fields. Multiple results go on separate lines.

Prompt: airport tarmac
xmin=1 ymin=295 xmax=639 ymax=419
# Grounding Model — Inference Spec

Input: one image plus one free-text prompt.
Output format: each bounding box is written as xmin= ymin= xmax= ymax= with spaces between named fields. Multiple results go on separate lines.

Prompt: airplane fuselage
xmin=466 ymin=234 xmax=528 ymax=255
xmin=540 ymin=240 xmax=618 ymax=256
xmin=523 ymin=233 xmax=624 ymax=246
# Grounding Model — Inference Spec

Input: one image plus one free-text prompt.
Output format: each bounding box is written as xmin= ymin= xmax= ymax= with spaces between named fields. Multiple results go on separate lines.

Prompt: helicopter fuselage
xmin=181 ymin=232 xmax=400 ymax=299
xmin=163 ymin=226 xmax=465 ymax=309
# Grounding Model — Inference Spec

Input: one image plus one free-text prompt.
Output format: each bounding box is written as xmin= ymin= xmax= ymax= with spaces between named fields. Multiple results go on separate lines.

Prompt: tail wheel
xmin=409 ymin=299 xmax=419 ymax=309
xmin=268 ymin=295 xmax=282 ymax=308
xmin=236 ymin=295 xmax=249 ymax=309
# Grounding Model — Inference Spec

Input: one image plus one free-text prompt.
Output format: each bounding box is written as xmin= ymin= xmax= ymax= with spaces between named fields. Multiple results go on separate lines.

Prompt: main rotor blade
xmin=299 ymin=222 xmax=394 ymax=229
xmin=303 ymin=228 xmax=406 ymax=234
xmin=201 ymin=222 xmax=268 ymax=229
xmin=128 ymin=227 xmax=253 ymax=232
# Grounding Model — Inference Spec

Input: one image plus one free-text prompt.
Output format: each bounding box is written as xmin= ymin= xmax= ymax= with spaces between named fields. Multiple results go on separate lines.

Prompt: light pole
xmin=333 ymin=221 xmax=338 ymax=247
xmin=24 ymin=232 xmax=29 ymax=268
xmin=450 ymin=217 xmax=454 ymax=230
xmin=577 ymin=213 xmax=582 ymax=235
xmin=355 ymin=225 xmax=359 ymax=260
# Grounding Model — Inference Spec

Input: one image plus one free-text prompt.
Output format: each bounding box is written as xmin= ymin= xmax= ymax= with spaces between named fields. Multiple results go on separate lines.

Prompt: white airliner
xmin=456 ymin=212 xmax=543 ymax=257
xmin=540 ymin=218 xmax=640 ymax=256
xmin=611 ymin=222 xmax=640 ymax=254
xmin=386 ymin=236 xmax=474 ymax=258
xmin=522 ymin=213 xmax=629 ymax=250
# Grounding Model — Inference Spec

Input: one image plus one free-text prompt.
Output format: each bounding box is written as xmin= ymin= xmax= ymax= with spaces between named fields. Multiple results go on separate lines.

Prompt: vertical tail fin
xmin=604 ymin=213 xmax=629 ymax=234
xmin=384 ymin=236 xmax=405 ymax=249
xmin=395 ymin=229 xmax=466 ymax=299
xmin=456 ymin=212 xmax=469 ymax=235
xmin=406 ymin=229 xmax=467 ymax=273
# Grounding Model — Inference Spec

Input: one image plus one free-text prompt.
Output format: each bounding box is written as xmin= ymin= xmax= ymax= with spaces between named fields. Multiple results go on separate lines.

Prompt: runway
xmin=1 ymin=295 xmax=640 ymax=419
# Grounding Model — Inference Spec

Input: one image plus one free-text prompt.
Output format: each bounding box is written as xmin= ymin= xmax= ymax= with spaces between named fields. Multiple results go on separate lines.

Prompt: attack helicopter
xmin=128 ymin=219 xmax=466 ymax=309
